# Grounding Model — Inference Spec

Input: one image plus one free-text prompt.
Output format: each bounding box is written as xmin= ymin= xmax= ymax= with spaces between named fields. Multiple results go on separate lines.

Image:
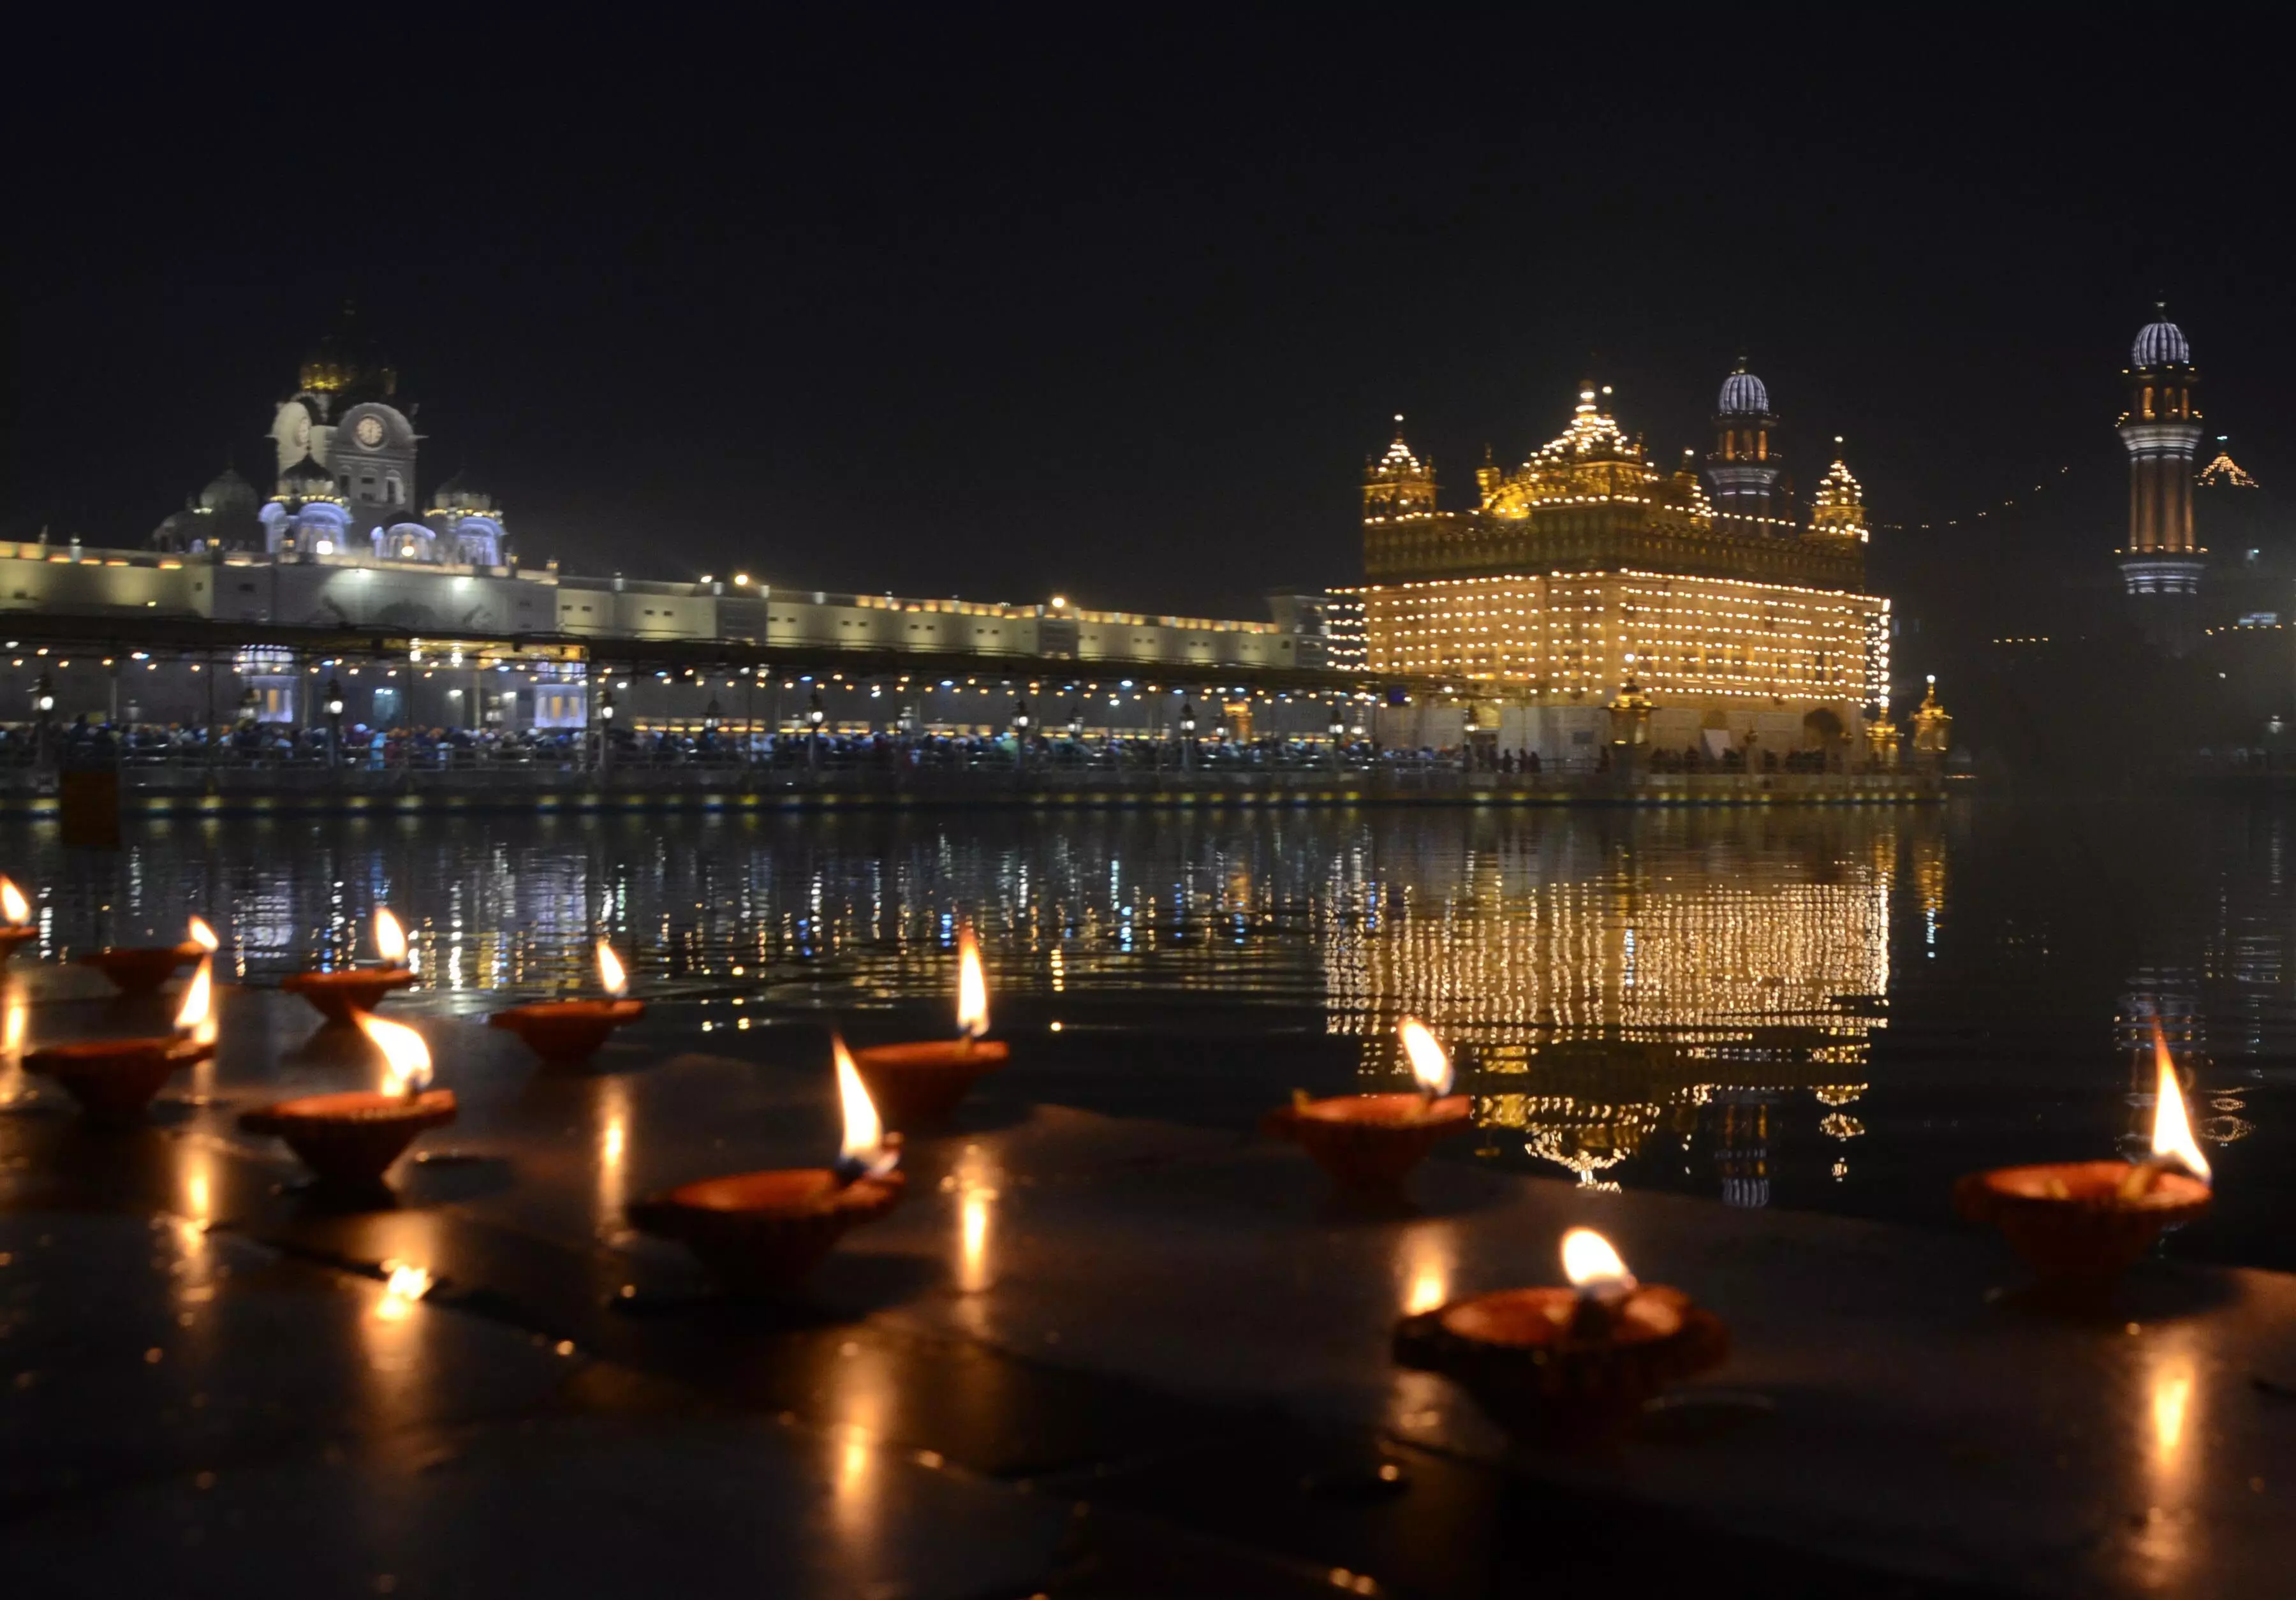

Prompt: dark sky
xmin=10 ymin=9 xmax=2291 ymax=635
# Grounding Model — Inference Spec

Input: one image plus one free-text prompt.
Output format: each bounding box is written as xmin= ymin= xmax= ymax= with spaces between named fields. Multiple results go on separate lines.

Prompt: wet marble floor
xmin=2 ymin=964 xmax=2290 ymax=1597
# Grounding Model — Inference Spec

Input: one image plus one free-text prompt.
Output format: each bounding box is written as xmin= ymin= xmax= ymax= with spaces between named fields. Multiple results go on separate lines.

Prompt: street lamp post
xmin=33 ymin=671 xmax=55 ymax=776
xmin=1328 ymin=705 xmax=1347 ymax=773
xmin=1011 ymin=698 xmax=1029 ymax=776
xmin=598 ymin=686 xmax=615 ymax=779
xmin=703 ymin=695 xmax=722 ymax=760
xmin=325 ymin=676 xmax=344 ymax=769
xmin=807 ymin=689 xmax=826 ymax=777
xmin=1179 ymin=700 xmax=1196 ymax=775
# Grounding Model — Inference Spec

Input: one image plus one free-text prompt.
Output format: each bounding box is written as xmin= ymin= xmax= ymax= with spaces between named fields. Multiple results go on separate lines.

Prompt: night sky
xmin=10 ymin=11 xmax=2290 ymax=648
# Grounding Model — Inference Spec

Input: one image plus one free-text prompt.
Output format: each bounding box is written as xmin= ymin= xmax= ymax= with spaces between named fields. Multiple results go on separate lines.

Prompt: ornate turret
xmin=298 ymin=301 xmax=397 ymax=402
xmin=2118 ymin=305 xmax=2205 ymax=649
xmin=1911 ymin=675 xmax=1952 ymax=760
xmin=1364 ymin=416 xmax=1437 ymax=521
xmin=425 ymin=472 xmax=511 ymax=566
xmin=1809 ymin=441 xmax=1867 ymax=545
xmin=1706 ymin=356 xmax=1783 ymax=529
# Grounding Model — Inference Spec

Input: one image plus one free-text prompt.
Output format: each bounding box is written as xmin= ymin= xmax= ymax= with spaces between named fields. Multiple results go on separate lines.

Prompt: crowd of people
xmin=0 ymin=718 xmax=1409 ymax=773
xmin=0 ymin=716 xmax=1869 ymax=777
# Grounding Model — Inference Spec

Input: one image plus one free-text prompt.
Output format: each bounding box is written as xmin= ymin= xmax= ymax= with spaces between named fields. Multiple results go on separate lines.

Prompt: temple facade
xmin=153 ymin=306 xmax=512 ymax=568
xmin=1360 ymin=374 xmax=1892 ymax=764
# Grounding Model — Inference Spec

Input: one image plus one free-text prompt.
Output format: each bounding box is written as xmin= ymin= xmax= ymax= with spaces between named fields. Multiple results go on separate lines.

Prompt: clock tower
xmin=326 ymin=401 xmax=421 ymax=524
xmin=263 ymin=305 xmax=423 ymax=534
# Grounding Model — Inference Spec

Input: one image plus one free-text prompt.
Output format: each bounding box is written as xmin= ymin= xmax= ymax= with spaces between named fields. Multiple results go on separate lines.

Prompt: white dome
xmin=2133 ymin=318 xmax=2191 ymax=367
xmin=1717 ymin=367 xmax=1771 ymax=416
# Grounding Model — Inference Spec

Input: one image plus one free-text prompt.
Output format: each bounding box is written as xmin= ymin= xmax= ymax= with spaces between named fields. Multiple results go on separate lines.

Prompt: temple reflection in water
xmin=1325 ymin=816 xmax=1907 ymax=1201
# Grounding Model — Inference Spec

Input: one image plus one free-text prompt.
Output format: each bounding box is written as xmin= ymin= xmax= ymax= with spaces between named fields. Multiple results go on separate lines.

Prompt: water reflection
xmin=1395 ymin=1227 xmax=1451 ymax=1316
xmin=596 ymin=1075 xmax=631 ymax=1228
xmin=0 ymin=985 xmax=23 ymax=1108
xmin=1331 ymin=821 xmax=1895 ymax=1200
xmin=8 ymin=804 xmax=2296 ymax=1245
xmin=2128 ymin=1330 xmax=2207 ymax=1583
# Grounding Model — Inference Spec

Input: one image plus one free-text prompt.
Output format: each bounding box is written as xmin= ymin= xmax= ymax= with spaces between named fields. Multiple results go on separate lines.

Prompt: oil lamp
xmin=1956 ymin=1022 xmax=2214 ymax=1286
xmin=489 ymin=940 xmax=646 ymax=1069
xmin=24 ymin=954 xmax=216 ymax=1120
xmin=77 ymin=914 xmax=212 ymax=997
xmin=628 ymin=1032 xmax=904 ymax=1295
xmin=849 ymin=927 xmax=1008 ymax=1128
xmin=1263 ymin=1016 xmax=1472 ymax=1195
xmin=237 ymin=1011 xmax=457 ymax=1191
xmin=1394 ymin=1227 xmax=1730 ymax=1444
xmin=283 ymin=906 xmax=415 ymax=1025
xmin=0 ymin=877 xmax=37 ymax=964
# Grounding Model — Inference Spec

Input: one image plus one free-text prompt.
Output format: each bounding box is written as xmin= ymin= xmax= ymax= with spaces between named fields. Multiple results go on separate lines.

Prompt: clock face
xmin=354 ymin=416 xmax=386 ymax=448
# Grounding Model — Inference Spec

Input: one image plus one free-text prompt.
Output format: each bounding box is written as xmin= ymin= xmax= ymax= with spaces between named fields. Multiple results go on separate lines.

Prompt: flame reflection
xmin=0 ymin=991 xmax=24 ymax=1108
xmin=597 ymin=1075 xmax=631 ymax=1224
xmin=2130 ymin=1335 xmax=2204 ymax=1580
xmin=1399 ymin=1229 xmax=1451 ymax=1316
xmin=949 ymin=1144 xmax=1000 ymax=1294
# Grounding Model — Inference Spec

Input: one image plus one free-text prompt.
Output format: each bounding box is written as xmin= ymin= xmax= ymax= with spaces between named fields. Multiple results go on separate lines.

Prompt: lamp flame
xmin=2149 ymin=1021 xmax=2211 ymax=1185
xmin=1561 ymin=1228 xmax=1637 ymax=1293
xmin=188 ymin=915 xmax=219 ymax=952
xmin=174 ymin=957 xmax=212 ymax=1038
xmin=1397 ymin=1015 xmax=1453 ymax=1097
xmin=374 ymin=907 xmax=407 ymax=966
xmin=597 ymin=941 xmax=628 ymax=998
xmin=833 ymin=1033 xmax=897 ymax=1179
xmin=355 ymin=1011 xmax=433 ymax=1096
xmin=0 ymin=878 xmax=29 ymax=927
xmin=957 ymin=927 xmax=989 ymax=1040
xmin=376 ymin=1260 xmax=432 ymax=1321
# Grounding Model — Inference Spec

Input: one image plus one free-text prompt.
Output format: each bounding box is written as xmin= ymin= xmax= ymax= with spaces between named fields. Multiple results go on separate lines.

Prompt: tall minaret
xmin=1706 ymin=356 xmax=1782 ymax=531
xmin=1363 ymin=415 xmax=1436 ymax=522
xmin=2118 ymin=307 xmax=2205 ymax=649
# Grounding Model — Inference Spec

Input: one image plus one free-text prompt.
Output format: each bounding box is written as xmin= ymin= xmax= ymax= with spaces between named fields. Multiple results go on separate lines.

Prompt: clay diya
xmin=0 ymin=877 xmax=38 ymax=964
xmin=1395 ymin=1228 xmax=1730 ymax=1445
xmin=283 ymin=906 xmax=413 ymax=1025
xmin=239 ymin=1010 xmax=456 ymax=1191
xmin=77 ymin=913 xmax=214 ymax=998
xmin=1956 ymin=1023 xmax=2213 ymax=1286
xmin=850 ymin=925 xmax=1008 ymax=1128
xmin=1264 ymin=1015 xmax=1471 ymax=1194
xmin=629 ymin=1032 xmax=903 ymax=1295
xmin=23 ymin=957 xmax=216 ymax=1121
xmin=489 ymin=939 xmax=645 ymax=1068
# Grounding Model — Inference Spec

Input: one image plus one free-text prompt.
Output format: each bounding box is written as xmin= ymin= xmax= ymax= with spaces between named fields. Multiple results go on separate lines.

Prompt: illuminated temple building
xmin=153 ymin=305 xmax=511 ymax=566
xmin=1360 ymin=369 xmax=1891 ymax=763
